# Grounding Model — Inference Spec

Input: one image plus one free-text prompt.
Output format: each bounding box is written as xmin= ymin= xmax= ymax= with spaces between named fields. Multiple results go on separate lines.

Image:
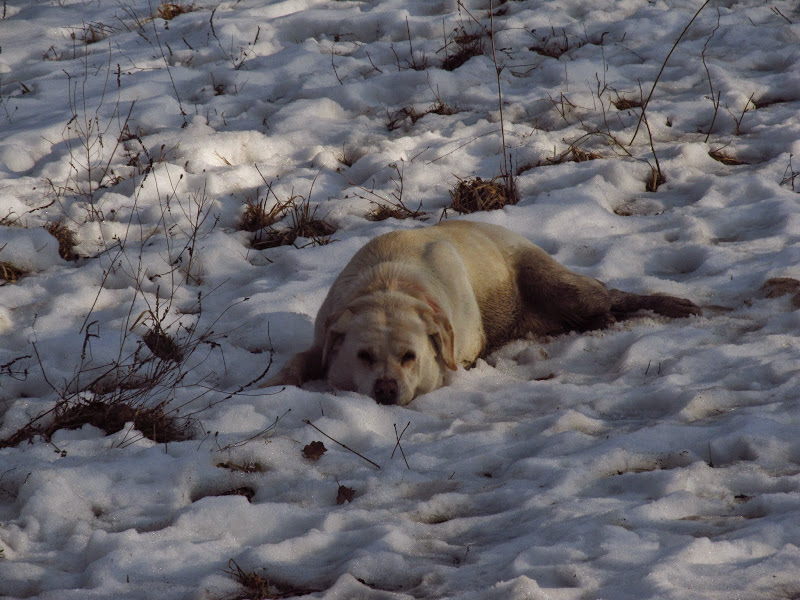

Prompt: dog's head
xmin=321 ymin=292 xmax=457 ymax=405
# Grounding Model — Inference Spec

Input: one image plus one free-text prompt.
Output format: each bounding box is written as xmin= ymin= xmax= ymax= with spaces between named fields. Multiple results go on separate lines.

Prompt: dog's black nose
xmin=374 ymin=378 xmax=398 ymax=405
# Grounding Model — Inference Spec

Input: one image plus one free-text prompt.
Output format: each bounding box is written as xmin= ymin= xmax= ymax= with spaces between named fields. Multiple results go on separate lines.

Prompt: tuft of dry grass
xmin=71 ymin=22 xmax=114 ymax=45
xmin=355 ymin=161 xmax=427 ymax=222
xmin=0 ymin=398 xmax=193 ymax=449
xmin=761 ymin=277 xmax=800 ymax=310
xmin=448 ymin=175 xmax=518 ymax=214
xmin=224 ymin=560 xmax=317 ymax=600
xmin=366 ymin=201 xmax=426 ymax=222
xmin=45 ymin=220 xmax=79 ymax=261
xmin=441 ymin=28 xmax=485 ymax=71
xmin=239 ymin=196 xmax=291 ymax=233
xmin=155 ymin=3 xmax=196 ymax=21
xmin=761 ymin=277 xmax=800 ymax=299
xmin=251 ymin=200 xmax=335 ymax=250
xmin=529 ymin=28 xmax=586 ymax=59
xmin=243 ymin=175 xmax=336 ymax=250
xmin=387 ymin=100 xmax=455 ymax=131
xmin=0 ymin=261 xmax=25 ymax=284
xmin=216 ymin=460 xmax=265 ymax=473
xmin=517 ymin=145 xmax=604 ymax=175
xmin=612 ymin=97 xmax=643 ymax=110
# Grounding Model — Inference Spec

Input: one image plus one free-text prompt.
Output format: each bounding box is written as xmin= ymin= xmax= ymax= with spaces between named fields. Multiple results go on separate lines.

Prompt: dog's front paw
xmin=649 ymin=294 xmax=702 ymax=318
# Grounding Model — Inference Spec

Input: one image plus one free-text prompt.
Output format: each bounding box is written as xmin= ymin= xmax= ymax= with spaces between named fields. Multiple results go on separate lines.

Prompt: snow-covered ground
xmin=1 ymin=0 xmax=800 ymax=598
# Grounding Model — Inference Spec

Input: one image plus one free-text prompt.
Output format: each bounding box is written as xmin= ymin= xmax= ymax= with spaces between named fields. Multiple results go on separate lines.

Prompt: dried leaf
xmin=336 ymin=485 xmax=355 ymax=505
xmin=303 ymin=440 xmax=327 ymax=460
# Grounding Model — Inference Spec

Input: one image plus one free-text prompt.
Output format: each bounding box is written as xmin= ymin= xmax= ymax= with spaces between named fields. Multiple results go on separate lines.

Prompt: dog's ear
xmin=422 ymin=309 xmax=457 ymax=371
xmin=322 ymin=309 xmax=353 ymax=369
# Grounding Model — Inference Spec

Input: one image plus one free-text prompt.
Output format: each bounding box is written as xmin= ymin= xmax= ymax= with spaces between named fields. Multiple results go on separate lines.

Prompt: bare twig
xmin=701 ymin=8 xmax=721 ymax=142
xmin=302 ymin=419 xmax=381 ymax=469
xmin=629 ymin=0 xmax=712 ymax=144
xmin=729 ymin=93 xmax=755 ymax=135
xmin=391 ymin=422 xmax=410 ymax=469
xmin=771 ymin=6 xmax=793 ymax=24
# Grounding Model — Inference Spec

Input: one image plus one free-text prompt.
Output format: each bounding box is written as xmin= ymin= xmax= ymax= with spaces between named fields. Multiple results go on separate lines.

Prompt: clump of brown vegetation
xmin=142 ymin=324 xmax=184 ymax=362
xmin=251 ymin=202 xmax=335 ymax=250
xmin=441 ymin=27 xmax=485 ymax=71
xmin=216 ymin=460 xmax=265 ymax=473
xmin=239 ymin=193 xmax=289 ymax=233
xmin=529 ymin=28 xmax=586 ymax=59
xmin=241 ymin=177 xmax=336 ymax=250
xmin=225 ymin=560 xmax=318 ymax=600
xmin=45 ymin=220 xmax=79 ymax=261
xmin=154 ymin=3 xmax=196 ymax=21
xmin=448 ymin=175 xmax=518 ymax=214
xmin=761 ymin=277 xmax=800 ymax=309
xmin=367 ymin=200 xmax=426 ymax=222
xmin=0 ymin=261 xmax=25 ymax=284
xmin=0 ymin=398 xmax=192 ymax=449
xmin=518 ymin=145 xmax=604 ymax=174
xmin=71 ymin=22 xmax=114 ymax=45
xmin=359 ymin=162 xmax=427 ymax=222
xmin=387 ymin=100 xmax=455 ymax=131
xmin=708 ymin=148 xmax=746 ymax=165
xmin=612 ymin=97 xmax=644 ymax=110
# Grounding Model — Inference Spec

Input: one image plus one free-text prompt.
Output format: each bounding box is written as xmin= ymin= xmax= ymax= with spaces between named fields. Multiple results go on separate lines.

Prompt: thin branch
xmin=629 ymin=0 xmax=712 ymax=144
xmin=303 ymin=419 xmax=381 ymax=469
xmin=391 ymin=422 xmax=410 ymax=469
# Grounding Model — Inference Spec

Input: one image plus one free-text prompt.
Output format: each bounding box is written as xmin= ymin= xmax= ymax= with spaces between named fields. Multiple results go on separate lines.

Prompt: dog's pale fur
xmin=264 ymin=221 xmax=699 ymax=405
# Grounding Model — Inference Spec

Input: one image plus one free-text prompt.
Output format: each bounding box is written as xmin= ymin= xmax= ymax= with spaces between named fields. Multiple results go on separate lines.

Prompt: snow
xmin=1 ymin=0 xmax=800 ymax=598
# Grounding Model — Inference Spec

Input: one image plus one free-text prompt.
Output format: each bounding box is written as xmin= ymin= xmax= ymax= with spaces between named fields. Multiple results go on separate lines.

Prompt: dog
xmin=263 ymin=220 xmax=700 ymax=405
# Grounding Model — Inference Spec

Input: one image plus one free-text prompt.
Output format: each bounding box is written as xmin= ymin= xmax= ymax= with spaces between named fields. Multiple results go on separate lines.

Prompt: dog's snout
xmin=374 ymin=378 xmax=399 ymax=405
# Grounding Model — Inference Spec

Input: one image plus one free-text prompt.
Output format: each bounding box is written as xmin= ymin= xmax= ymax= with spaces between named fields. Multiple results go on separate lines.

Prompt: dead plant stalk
xmin=629 ymin=0 xmax=713 ymax=144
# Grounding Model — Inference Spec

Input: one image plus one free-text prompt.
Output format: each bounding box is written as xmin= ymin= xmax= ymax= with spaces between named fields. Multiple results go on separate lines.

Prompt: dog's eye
xmin=401 ymin=351 xmax=416 ymax=365
xmin=357 ymin=350 xmax=375 ymax=365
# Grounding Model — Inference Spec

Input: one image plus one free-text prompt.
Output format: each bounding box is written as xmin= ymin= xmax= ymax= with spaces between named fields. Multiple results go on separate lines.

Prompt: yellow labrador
xmin=264 ymin=221 xmax=699 ymax=405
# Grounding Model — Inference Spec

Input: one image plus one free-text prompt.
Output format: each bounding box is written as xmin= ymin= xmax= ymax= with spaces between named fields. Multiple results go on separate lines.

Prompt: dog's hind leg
xmin=515 ymin=246 xmax=701 ymax=335
xmin=515 ymin=246 xmax=617 ymax=335
xmin=608 ymin=289 xmax=701 ymax=320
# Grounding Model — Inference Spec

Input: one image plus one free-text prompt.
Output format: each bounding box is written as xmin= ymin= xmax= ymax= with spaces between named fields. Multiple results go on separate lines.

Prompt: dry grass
xmin=0 ymin=398 xmax=193 ymax=449
xmin=251 ymin=204 xmax=335 ymax=250
xmin=441 ymin=28 xmax=485 ymax=71
xmin=518 ymin=146 xmax=604 ymax=175
xmin=239 ymin=196 xmax=290 ymax=233
xmin=216 ymin=460 xmax=265 ymax=473
xmin=367 ymin=201 xmax=426 ymax=222
xmin=529 ymin=28 xmax=586 ymax=59
xmin=243 ymin=176 xmax=336 ymax=250
xmin=612 ymin=97 xmax=643 ymax=110
xmin=448 ymin=175 xmax=518 ymax=214
xmin=71 ymin=22 xmax=114 ymax=45
xmin=154 ymin=3 xmax=196 ymax=21
xmin=225 ymin=560 xmax=317 ymax=600
xmin=761 ymin=277 xmax=800 ymax=310
xmin=387 ymin=100 xmax=455 ymax=131
xmin=355 ymin=161 xmax=427 ymax=222
xmin=0 ymin=261 xmax=25 ymax=284
xmin=45 ymin=220 xmax=79 ymax=261
xmin=761 ymin=277 xmax=800 ymax=298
